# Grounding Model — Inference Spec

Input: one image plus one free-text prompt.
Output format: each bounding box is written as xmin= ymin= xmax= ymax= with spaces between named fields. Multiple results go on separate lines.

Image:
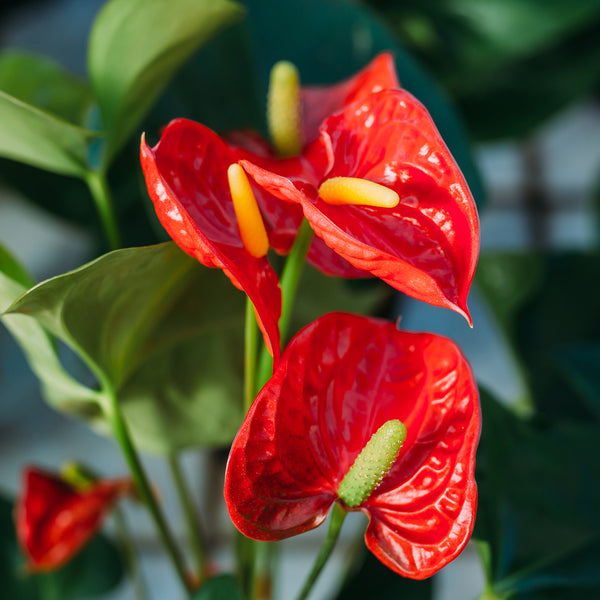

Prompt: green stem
xmin=244 ymin=297 xmax=260 ymax=412
xmin=254 ymin=541 xmax=276 ymax=600
xmin=236 ymin=533 xmax=257 ymax=600
xmin=241 ymin=221 xmax=314 ymax=597
xmin=113 ymin=506 xmax=150 ymax=600
xmin=168 ymin=453 xmax=209 ymax=582
xmin=235 ymin=298 xmax=263 ymax=597
xmin=85 ymin=170 xmax=122 ymax=250
xmin=257 ymin=219 xmax=314 ymax=387
xmin=295 ymin=503 xmax=347 ymax=600
xmin=101 ymin=391 xmax=191 ymax=595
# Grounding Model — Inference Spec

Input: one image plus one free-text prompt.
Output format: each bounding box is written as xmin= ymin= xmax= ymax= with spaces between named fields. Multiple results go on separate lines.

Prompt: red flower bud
xmin=15 ymin=467 xmax=134 ymax=572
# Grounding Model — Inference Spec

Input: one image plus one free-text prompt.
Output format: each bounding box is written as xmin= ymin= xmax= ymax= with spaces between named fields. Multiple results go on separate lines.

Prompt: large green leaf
xmin=5 ymin=241 xmax=390 ymax=453
xmin=0 ymin=244 xmax=101 ymax=416
xmin=154 ymin=20 xmax=264 ymax=137
xmin=457 ymin=19 xmax=600 ymax=140
xmin=0 ymin=50 xmax=93 ymax=126
xmin=0 ymin=496 xmax=124 ymax=600
xmin=367 ymin=0 xmax=600 ymax=140
xmin=0 ymin=91 xmax=96 ymax=177
xmin=88 ymin=0 xmax=243 ymax=164
xmin=475 ymin=389 xmax=600 ymax=593
xmin=189 ymin=574 xmax=244 ymax=600
xmin=513 ymin=252 xmax=600 ymax=420
xmin=499 ymin=535 xmax=600 ymax=596
xmin=7 ymin=242 xmax=246 ymax=453
xmin=476 ymin=251 xmax=600 ymax=419
xmin=475 ymin=252 xmax=543 ymax=344
xmin=556 ymin=343 xmax=600 ymax=421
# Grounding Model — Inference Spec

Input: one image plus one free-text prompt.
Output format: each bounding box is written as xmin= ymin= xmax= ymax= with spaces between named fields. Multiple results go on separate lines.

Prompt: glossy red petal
xmin=224 ymin=313 xmax=480 ymax=579
xmin=300 ymin=52 xmax=400 ymax=145
xmin=361 ymin=333 xmax=480 ymax=577
xmin=242 ymin=90 xmax=480 ymax=321
xmin=15 ymin=467 xmax=133 ymax=572
xmin=230 ymin=52 xmax=401 ymax=275
xmin=140 ymin=120 xmax=282 ymax=360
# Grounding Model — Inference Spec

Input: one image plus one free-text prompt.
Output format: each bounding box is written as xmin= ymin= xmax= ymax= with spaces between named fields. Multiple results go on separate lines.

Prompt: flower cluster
xmin=15 ymin=467 xmax=134 ymax=572
xmin=16 ymin=53 xmax=481 ymax=587
xmin=140 ymin=52 xmax=481 ymax=580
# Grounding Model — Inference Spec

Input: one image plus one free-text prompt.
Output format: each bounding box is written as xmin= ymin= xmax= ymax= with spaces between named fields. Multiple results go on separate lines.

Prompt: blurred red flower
xmin=15 ymin=467 xmax=134 ymax=572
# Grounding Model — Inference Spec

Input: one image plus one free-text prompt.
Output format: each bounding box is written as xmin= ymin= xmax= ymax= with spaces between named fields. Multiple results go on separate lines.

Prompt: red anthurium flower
xmin=241 ymin=89 xmax=480 ymax=322
xmin=141 ymin=53 xmax=403 ymax=325
xmin=15 ymin=467 xmax=134 ymax=572
xmin=224 ymin=312 xmax=480 ymax=578
xmin=140 ymin=122 xmax=283 ymax=360
xmin=234 ymin=52 xmax=401 ymax=277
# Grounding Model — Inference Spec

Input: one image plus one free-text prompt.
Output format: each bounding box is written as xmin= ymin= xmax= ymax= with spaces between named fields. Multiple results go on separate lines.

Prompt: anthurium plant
xmin=2 ymin=1 xmax=599 ymax=599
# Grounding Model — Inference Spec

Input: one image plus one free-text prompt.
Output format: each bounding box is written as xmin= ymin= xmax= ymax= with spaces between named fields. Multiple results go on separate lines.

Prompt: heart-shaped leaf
xmin=0 ymin=91 xmax=96 ymax=177
xmin=0 ymin=243 xmax=101 ymax=415
xmin=0 ymin=50 xmax=93 ymax=126
xmin=475 ymin=389 xmax=600 ymax=592
xmin=7 ymin=242 xmax=246 ymax=453
xmin=88 ymin=0 xmax=243 ymax=164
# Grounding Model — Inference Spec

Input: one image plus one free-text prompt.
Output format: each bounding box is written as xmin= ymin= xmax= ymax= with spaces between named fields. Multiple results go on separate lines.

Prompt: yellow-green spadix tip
xmin=338 ymin=419 xmax=407 ymax=508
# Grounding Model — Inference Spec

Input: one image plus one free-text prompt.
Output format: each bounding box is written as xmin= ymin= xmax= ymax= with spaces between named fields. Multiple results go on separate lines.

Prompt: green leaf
xmin=189 ymin=574 xmax=245 ymax=600
xmin=498 ymin=535 xmax=600 ymax=595
xmin=367 ymin=0 xmax=600 ymax=139
xmin=475 ymin=252 xmax=543 ymax=343
xmin=0 ymin=495 xmax=124 ymax=600
xmin=475 ymin=389 xmax=600 ymax=588
xmin=292 ymin=266 xmax=392 ymax=338
xmin=88 ymin=0 xmax=244 ymax=164
xmin=0 ymin=243 xmax=34 ymax=289
xmin=516 ymin=587 xmax=600 ymax=600
xmin=457 ymin=19 xmax=600 ymax=140
xmin=556 ymin=343 xmax=600 ymax=421
xmin=0 ymin=50 xmax=93 ymax=126
xmin=334 ymin=549 xmax=433 ymax=600
xmin=7 ymin=242 xmax=246 ymax=453
xmin=0 ymin=91 xmax=96 ymax=177
xmin=0 ymin=243 xmax=101 ymax=416
xmin=513 ymin=252 xmax=600 ymax=420
xmin=156 ymin=20 xmax=264 ymax=135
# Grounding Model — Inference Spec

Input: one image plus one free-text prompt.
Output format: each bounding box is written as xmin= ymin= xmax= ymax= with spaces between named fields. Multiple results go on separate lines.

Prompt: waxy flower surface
xmin=140 ymin=54 xmax=404 ymax=347
xmin=15 ymin=467 xmax=133 ymax=572
xmin=224 ymin=313 xmax=480 ymax=578
xmin=141 ymin=123 xmax=284 ymax=359
xmin=242 ymin=89 xmax=480 ymax=321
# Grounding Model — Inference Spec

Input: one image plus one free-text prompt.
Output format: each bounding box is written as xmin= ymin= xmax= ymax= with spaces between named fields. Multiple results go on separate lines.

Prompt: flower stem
xmin=112 ymin=506 xmax=150 ymax=600
xmin=257 ymin=219 xmax=314 ymax=387
xmin=278 ymin=219 xmax=314 ymax=342
xmin=295 ymin=503 xmax=347 ymax=600
xmin=85 ymin=170 xmax=122 ymax=250
xmin=101 ymin=390 xmax=191 ymax=595
xmin=244 ymin=297 xmax=260 ymax=412
xmin=167 ymin=453 xmax=208 ymax=582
